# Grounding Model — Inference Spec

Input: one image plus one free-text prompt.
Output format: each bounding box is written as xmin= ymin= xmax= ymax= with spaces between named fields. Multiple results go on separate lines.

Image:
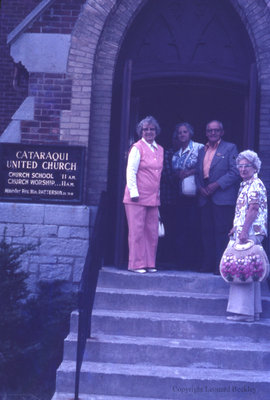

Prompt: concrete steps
xmin=97 ymin=268 xmax=270 ymax=295
xmin=53 ymin=267 xmax=270 ymax=400
xmin=93 ymin=287 xmax=270 ymax=317
xmin=63 ymin=333 xmax=270 ymax=371
xmin=55 ymin=360 xmax=269 ymax=400
xmin=52 ymin=395 xmax=170 ymax=400
xmin=90 ymin=309 xmax=270 ymax=342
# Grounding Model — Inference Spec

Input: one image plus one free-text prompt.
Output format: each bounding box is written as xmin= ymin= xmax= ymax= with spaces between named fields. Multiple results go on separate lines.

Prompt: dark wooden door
xmin=131 ymin=77 xmax=247 ymax=150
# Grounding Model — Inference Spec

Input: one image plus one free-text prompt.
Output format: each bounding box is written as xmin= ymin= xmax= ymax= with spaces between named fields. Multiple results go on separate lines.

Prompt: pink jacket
xmin=123 ymin=139 xmax=164 ymax=206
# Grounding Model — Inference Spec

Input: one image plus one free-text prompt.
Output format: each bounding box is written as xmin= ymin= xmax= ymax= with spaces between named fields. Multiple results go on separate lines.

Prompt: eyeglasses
xmin=237 ymin=164 xmax=253 ymax=169
xmin=206 ymin=128 xmax=222 ymax=133
xmin=142 ymin=127 xmax=156 ymax=132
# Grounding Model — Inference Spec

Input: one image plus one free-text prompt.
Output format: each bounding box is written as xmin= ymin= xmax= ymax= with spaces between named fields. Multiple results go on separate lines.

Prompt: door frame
xmin=112 ymin=69 xmax=258 ymax=268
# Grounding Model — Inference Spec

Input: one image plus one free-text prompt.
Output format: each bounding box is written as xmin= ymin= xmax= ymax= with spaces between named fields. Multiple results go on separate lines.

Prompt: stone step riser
xmin=94 ymin=291 xmax=270 ymax=317
xmin=53 ymin=394 xmax=163 ymax=400
xmin=69 ymin=311 xmax=270 ymax=342
xmin=55 ymin=370 xmax=269 ymax=400
xmin=98 ymin=269 xmax=270 ymax=295
xmin=98 ymin=272 xmax=228 ymax=294
xmin=63 ymin=339 xmax=270 ymax=371
xmin=89 ymin=315 xmax=270 ymax=342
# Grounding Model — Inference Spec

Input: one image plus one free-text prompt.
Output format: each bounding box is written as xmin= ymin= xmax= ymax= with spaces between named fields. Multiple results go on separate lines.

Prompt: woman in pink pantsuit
xmin=123 ymin=116 xmax=164 ymax=273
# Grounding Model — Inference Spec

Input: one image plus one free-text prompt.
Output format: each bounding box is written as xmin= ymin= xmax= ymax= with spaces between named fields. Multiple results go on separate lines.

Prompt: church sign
xmin=0 ymin=143 xmax=85 ymax=204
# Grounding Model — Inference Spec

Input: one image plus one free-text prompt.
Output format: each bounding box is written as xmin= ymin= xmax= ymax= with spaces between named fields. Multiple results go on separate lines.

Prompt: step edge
xmin=57 ymin=360 xmax=270 ymax=381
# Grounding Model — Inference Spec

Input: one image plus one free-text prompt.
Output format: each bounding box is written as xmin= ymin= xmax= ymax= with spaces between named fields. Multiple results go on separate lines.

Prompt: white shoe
xmin=130 ymin=268 xmax=147 ymax=274
xmin=227 ymin=314 xmax=254 ymax=322
xmin=147 ymin=268 xmax=157 ymax=273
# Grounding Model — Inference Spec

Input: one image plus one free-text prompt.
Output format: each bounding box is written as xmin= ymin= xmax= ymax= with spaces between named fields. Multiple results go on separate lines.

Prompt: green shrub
xmin=0 ymin=235 xmax=77 ymax=399
xmin=0 ymin=236 xmax=36 ymax=391
xmin=27 ymin=280 xmax=77 ymax=397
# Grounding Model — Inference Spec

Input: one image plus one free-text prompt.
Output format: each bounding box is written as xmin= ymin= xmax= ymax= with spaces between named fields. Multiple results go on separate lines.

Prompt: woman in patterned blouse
xmin=171 ymin=122 xmax=204 ymax=270
xmin=226 ymin=150 xmax=268 ymax=322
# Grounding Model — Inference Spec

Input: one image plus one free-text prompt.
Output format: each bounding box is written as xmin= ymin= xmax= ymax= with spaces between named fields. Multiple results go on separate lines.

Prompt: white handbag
xmin=182 ymin=174 xmax=196 ymax=196
xmin=158 ymin=220 xmax=165 ymax=237
xmin=158 ymin=210 xmax=165 ymax=237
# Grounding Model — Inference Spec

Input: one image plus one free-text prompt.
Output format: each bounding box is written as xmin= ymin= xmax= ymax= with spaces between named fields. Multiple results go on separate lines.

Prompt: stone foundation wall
xmin=0 ymin=202 xmax=96 ymax=291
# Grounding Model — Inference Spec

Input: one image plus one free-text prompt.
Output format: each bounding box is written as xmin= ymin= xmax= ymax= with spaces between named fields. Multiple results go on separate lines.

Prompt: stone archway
xmin=62 ymin=0 xmax=146 ymax=204
xmin=230 ymin=0 xmax=270 ymax=189
xmin=64 ymin=0 xmax=270 ymax=206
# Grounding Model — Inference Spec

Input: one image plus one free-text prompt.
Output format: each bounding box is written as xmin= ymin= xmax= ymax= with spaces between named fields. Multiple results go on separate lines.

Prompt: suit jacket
xmin=196 ymin=140 xmax=240 ymax=206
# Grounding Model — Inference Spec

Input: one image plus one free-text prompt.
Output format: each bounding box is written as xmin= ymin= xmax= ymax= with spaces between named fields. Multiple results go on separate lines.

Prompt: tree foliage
xmin=0 ymin=236 xmax=77 ymax=398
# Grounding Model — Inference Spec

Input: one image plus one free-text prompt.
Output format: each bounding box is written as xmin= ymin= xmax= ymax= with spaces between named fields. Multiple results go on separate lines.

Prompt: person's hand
xmin=228 ymin=226 xmax=235 ymax=237
xmin=205 ymin=182 xmax=219 ymax=195
xmin=239 ymin=229 xmax=249 ymax=243
xmin=131 ymin=196 xmax=139 ymax=202
xmin=178 ymin=170 xmax=189 ymax=180
xmin=199 ymin=187 xmax=208 ymax=197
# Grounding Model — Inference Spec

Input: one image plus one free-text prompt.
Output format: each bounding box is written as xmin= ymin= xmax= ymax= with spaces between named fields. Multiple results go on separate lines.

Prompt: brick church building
xmin=1 ymin=0 xmax=270 ymax=287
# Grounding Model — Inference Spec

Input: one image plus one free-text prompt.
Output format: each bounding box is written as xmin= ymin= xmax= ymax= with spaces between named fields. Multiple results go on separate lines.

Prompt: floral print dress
xmin=226 ymin=173 xmax=268 ymax=317
xmin=233 ymin=173 xmax=267 ymax=239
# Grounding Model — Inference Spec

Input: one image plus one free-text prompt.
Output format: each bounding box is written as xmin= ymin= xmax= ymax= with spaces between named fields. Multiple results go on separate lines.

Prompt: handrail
xmin=74 ymin=191 xmax=108 ymax=400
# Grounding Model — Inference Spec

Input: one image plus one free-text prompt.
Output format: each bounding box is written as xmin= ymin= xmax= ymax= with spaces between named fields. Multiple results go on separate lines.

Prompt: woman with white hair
xmin=226 ymin=150 xmax=268 ymax=322
xmin=171 ymin=122 xmax=204 ymax=270
xmin=123 ymin=116 xmax=164 ymax=273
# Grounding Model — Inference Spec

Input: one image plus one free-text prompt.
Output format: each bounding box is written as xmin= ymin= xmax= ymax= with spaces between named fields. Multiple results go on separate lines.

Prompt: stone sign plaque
xmin=0 ymin=143 xmax=85 ymax=204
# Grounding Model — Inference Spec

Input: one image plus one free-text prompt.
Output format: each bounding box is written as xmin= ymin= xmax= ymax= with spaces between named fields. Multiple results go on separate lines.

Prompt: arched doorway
xmin=106 ymin=0 xmax=257 ymax=267
xmin=131 ymin=76 xmax=247 ymax=149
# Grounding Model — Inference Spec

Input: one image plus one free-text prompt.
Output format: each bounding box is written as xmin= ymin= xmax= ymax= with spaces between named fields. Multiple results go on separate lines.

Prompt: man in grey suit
xmin=196 ymin=120 xmax=240 ymax=274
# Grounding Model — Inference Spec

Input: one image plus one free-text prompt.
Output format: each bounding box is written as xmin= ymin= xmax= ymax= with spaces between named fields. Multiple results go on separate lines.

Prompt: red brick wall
xmin=0 ymin=0 xmax=84 ymax=139
xmin=21 ymin=72 xmax=72 ymax=144
xmin=29 ymin=0 xmax=84 ymax=34
xmin=0 ymin=0 xmax=40 ymax=134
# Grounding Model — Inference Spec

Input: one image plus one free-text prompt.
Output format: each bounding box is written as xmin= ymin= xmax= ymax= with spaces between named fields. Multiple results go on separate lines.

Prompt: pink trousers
xmin=124 ymin=204 xmax=159 ymax=270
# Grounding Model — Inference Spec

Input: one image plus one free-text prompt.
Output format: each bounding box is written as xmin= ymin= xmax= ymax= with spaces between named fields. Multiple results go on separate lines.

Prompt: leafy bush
xmin=0 ymin=237 xmax=35 ymax=391
xmin=27 ymin=280 xmax=77 ymax=398
xmin=0 ymin=236 xmax=77 ymax=399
